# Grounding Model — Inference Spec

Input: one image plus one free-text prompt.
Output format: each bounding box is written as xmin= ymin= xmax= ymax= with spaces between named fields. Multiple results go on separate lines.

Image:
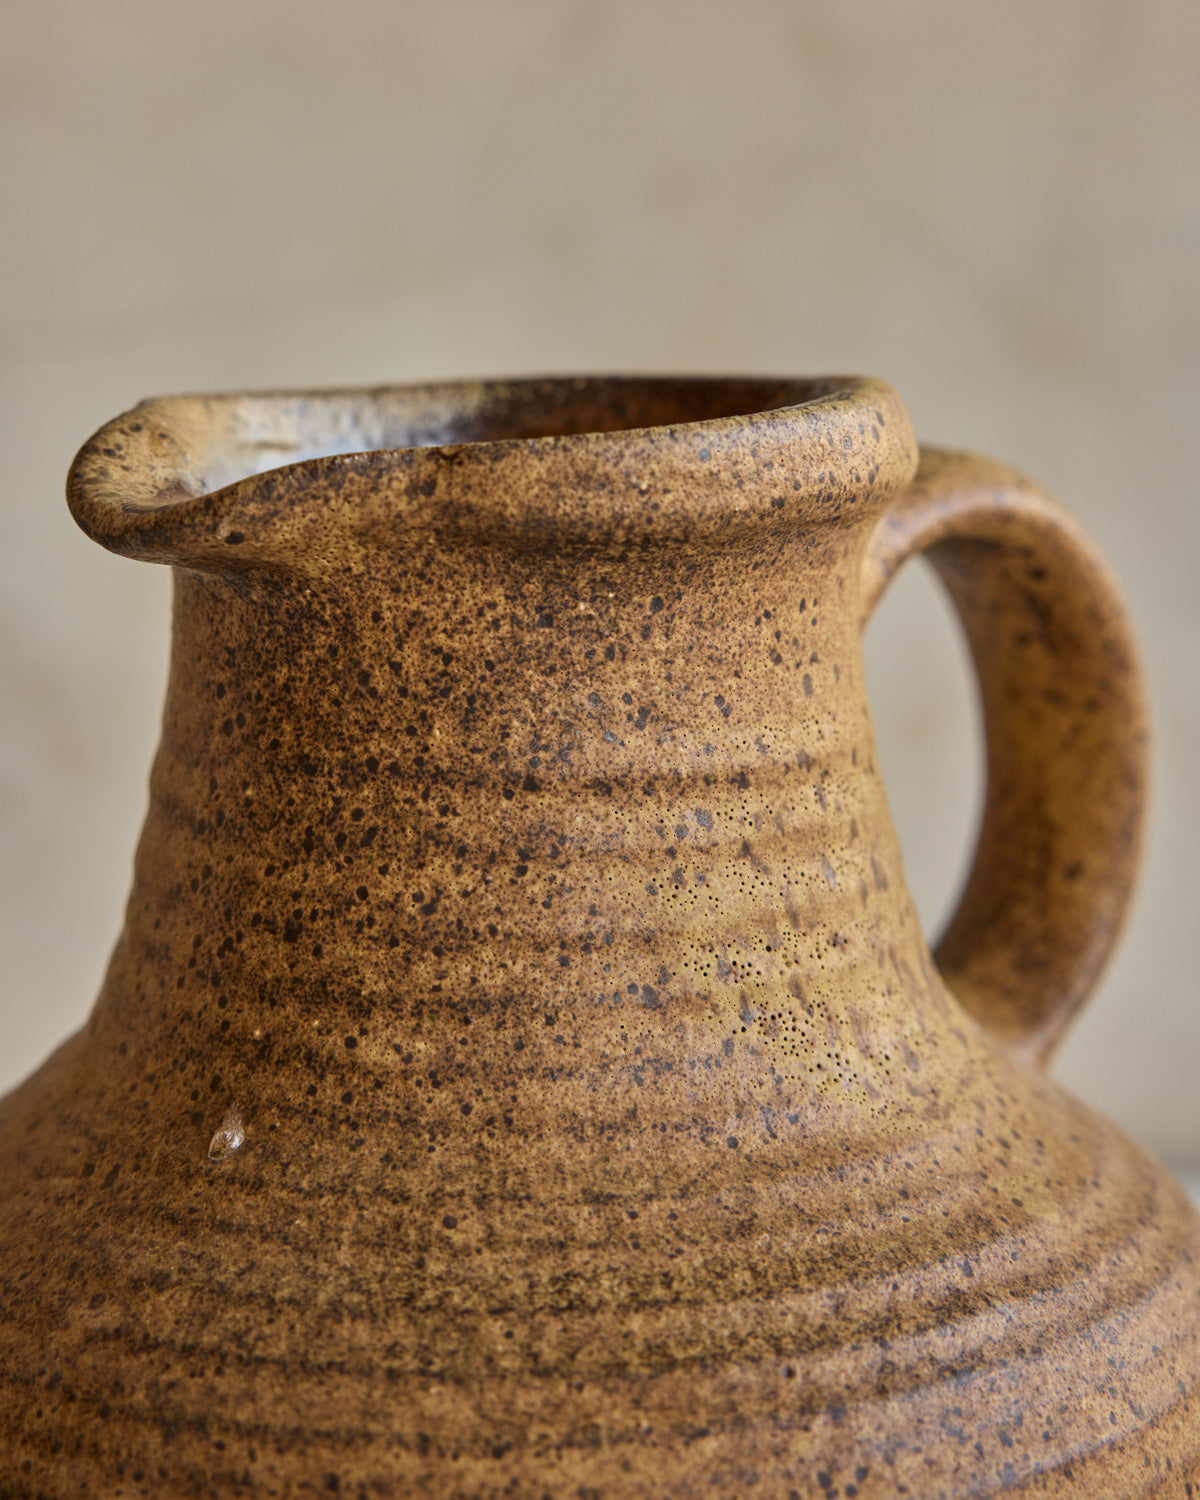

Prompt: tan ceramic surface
xmin=3 ymin=1 xmax=1198 ymax=1170
xmin=1 ymin=377 xmax=1196 ymax=1495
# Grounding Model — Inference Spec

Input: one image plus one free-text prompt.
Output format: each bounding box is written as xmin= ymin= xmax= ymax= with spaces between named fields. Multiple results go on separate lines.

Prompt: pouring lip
xmin=66 ymin=373 xmax=918 ymax=571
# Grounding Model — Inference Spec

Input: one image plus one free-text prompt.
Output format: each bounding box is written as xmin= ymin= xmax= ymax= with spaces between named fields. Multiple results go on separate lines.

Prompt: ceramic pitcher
xmin=1 ymin=376 xmax=1195 ymax=1496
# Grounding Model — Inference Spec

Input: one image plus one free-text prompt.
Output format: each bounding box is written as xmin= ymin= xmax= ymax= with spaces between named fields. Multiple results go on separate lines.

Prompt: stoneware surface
xmin=1 ymin=376 xmax=1196 ymax=1496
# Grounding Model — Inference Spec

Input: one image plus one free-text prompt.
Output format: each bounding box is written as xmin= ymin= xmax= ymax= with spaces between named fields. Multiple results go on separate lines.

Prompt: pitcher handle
xmin=860 ymin=448 xmax=1147 ymax=1067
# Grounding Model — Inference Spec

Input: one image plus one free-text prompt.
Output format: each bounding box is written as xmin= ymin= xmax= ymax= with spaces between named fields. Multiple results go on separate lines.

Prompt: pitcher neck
xmin=152 ymin=528 xmax=887 ymax=842
xmin=98 ymin=529 xmax=921 ymax=1095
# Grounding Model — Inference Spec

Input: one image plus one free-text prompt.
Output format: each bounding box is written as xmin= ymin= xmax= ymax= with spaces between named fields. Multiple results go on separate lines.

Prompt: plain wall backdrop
xmin=2 ymin=0 xmax=1197 ymax=1166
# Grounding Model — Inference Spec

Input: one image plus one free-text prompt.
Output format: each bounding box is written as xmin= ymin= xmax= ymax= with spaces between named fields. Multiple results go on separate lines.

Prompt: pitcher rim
xmin=66 ymin=373 xmax=918 ymax=570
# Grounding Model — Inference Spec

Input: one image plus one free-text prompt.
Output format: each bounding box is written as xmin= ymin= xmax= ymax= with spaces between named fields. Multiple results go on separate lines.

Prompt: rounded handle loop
xmin=861 ymin=449 xmax=1147 ymax=1067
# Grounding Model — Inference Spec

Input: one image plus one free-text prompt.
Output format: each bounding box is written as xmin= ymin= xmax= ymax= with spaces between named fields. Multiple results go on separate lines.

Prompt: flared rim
xmin=66 ymin=373 xmax=918 ymax=571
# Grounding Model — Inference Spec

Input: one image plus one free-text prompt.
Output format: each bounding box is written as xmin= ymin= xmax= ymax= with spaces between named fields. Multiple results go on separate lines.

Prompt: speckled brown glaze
xmin=2 ymin=376 xmax=1197 ymax=1496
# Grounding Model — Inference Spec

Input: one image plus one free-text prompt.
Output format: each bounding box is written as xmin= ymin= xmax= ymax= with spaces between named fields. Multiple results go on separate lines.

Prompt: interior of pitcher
xmin=204 ymin=375 xmax=848 ymax=490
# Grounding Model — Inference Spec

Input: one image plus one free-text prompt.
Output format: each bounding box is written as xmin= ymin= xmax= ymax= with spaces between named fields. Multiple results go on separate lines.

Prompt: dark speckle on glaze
xmin=0 ymin=375 xmax=1195 ymax=1495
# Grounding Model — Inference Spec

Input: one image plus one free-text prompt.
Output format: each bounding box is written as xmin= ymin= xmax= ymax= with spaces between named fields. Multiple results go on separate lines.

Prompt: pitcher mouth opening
xmin=209 ymin=376 xmax=860 ymax=486
xmin=66 ymin=374 xmax=918 ymax=571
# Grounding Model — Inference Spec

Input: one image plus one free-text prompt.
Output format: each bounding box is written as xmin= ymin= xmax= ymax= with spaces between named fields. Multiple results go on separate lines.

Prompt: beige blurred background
xmin=2 ymin=0 xmax=1197 ymax=1177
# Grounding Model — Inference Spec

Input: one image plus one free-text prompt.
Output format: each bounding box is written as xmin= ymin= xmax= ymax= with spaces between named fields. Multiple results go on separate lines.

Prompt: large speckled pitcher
xmin=2 ymin=377 xmax=1197 ymax=1495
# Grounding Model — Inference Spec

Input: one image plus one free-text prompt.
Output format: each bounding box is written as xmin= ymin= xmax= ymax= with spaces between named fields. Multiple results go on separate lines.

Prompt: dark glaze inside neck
xmin=207 ymin=376 xmax=857 ymax=488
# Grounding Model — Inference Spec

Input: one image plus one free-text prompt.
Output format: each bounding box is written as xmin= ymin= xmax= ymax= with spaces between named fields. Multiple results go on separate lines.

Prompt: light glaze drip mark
xmin=208 ymin=1104 xmax=245 ymax=1162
